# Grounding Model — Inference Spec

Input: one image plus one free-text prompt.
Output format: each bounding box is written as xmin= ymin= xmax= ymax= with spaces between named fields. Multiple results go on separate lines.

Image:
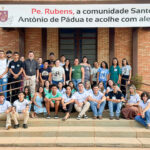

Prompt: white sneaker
xmin=6 ymin=124 xmax=11 ymax=130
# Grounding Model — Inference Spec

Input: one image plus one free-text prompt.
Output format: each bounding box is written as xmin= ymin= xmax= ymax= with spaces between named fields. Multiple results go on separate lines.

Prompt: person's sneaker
xmin=23 ymin=124 xmax=28 ymax=129
xmin=116 ymin=116 xmax=120 ymax=120
xmin=14 ymin=124 xmax=19 ymax=129
xmin=93 ymin=116 xmax=97 ymax=119
xmin=54 ymin=115 xmax=59 ymax=119
xmin=98 ymin=116 xmax=103 ymax=120
xmin=6 ymin=125 xmax=11 ymax=130
xmin=76 ymin=115 xmax=81 ymax=120
xmin=146 ymin=126 xmax=150 ymax=129
xmin=84 ymin=114 xmax=88 ymax=119
xmin=46 ymin=114 xmax=51 ymax=119
xmin=109 ymin=116 xmax=114 ymax=120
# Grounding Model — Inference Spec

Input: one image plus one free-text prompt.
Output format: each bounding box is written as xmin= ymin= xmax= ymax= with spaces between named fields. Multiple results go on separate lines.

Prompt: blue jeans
xmin=52 ymin=80 xmax=63 ymax=85
xmin=90 ymin=101 xmax=106 ymax=117
xmin=135 ymin=110 xmax=150 ymax=127
xmin=108 ymin=101 xmax=122 ymax=117
xmin=72 ymin=79 xmax=81 ymax=90
xmin=0 ymin=77 xmax=7 ymax=98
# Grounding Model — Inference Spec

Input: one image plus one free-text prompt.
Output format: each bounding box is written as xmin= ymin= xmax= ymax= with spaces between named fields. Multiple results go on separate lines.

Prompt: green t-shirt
xmin=71 ymin=89 xmax=76 ymax=94
xmin=25 ymin=94 xmax=33 ymax=101
xmin=72 ymin=65 xmax=82 ymax=79
xmin=109 ymin=65 xmax=121 ymax=85
xmin=46 ymin=92 xmax=62 ymax=103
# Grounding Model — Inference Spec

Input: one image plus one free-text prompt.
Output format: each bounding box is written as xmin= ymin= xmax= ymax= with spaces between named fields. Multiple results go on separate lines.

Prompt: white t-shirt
xmin=0 ymin=59 xmax=8 ymax=78
xmin=121 ymin=65 xmax=131 ymax=76
xmin=57 ymin=88 xmax=66 ymax=95
xmin=62 ymin=93 xmax=73 ymax=103
xmin=60 ymin=62 xmax=65 ymax=67
xmin=72 ymin=91 xmax=89 ymax=103
xmin=51 ymin=66 xmax=65 ymax=81
xmin=139 ymin=99 xmax=150 ymax=110
xmin=0 ymin=100 xmax=11 ymax=114
xmin=125 ymin=93 xmax=140 ymax=104
xmin=91 ymin=67 xmax=98 ymax=82
xmin=89 ymin=91 xmax=104 ymax=103
xmin=13 ymin=99 xmax=29 ymax=113
xmin=84 ymin=88 xmax=93 ymax=94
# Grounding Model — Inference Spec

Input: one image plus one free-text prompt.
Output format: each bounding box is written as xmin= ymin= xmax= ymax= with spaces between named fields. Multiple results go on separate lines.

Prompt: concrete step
xmin=0 ymin=137 xmax=149 ymax=148
xmin=0 ymin=126 xmax=149 ymax=138
xmin=0 ymin=118 xmax=143 ymax=127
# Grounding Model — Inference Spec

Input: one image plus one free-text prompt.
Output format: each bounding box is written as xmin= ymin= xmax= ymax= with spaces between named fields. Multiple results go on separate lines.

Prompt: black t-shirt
xmin=9 ymin=60 xmax=23 ymax=79
xmin=40 ymin=67 xmax=51 ymax=80
xmin=63 ymin=66 xmax=70 ymax=81
xmin=108 ymin=91 xmax=124 ymax=100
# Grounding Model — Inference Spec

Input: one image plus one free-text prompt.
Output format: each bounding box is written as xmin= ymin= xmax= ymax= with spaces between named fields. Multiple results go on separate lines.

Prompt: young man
xmin=11 ymin=92 xmax=30 ymax=129
xmin=0 ymin=93 xmax=12 ymax=130
xmin=88 ymin=85 xmax=106 ymax=119
xmin=9 ymin=52 xmax=23 ymax=103
xmin=0 ymin=50 xmax=8 ymax=98
xmin=39 ymin=61 xmax=51 ymax=86
xmin=23 ymin=51 xmax=39 ymax=95
xmin=44 ymin=84 xmax=62 ymax=119
xmin=47 ymin=52 xmax=55 ymax=67
xmin=73 ymin=82 xmax=90 ymax=120
xmin=106 ymin=83 xmax=125 ymax=120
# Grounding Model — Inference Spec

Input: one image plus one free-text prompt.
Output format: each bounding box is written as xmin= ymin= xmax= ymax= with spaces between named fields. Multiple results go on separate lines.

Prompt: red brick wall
xmin=0 ymin=28 xmax=19 ymax=53
xmin=24 ymin=28 xmax=42 ymax=59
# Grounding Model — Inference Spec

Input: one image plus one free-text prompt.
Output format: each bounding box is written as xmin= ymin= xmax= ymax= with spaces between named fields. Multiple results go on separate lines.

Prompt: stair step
xmin=0 ymin=137 xmax=149 ymax=148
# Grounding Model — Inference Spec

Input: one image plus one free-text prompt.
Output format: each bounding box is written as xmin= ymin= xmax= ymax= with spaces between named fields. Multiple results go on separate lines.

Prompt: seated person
xmin=135 ymin=92 xmax=150 ymax=129
xmin=44 ymin=84 xmax=62 ymax=119
xmin=0 ymin=93 xmax=12 ymax=130
xmin=121 ymin=85 xmax=140 ymax=119
xmin=84 ymin=81 xmax=92 ymax=93
xmin=11 ymin=92 xmax=30 ymax=129
xmin=68 ymin=81 xmax=76 ymax=94
xmin=57 ymin=81 xmax=66 ymax=95
xmin=106 ymin=83 xmax=125 ymax=120
xmin=61 ymin=85 xmax=75 ymax=121
xmin=88 ymin=85 xmax=106 ymax=119
xmin=32 ymin=86 xmax=47 ymax=118
xmin=73 ymin=82 xmax=90 ymax=120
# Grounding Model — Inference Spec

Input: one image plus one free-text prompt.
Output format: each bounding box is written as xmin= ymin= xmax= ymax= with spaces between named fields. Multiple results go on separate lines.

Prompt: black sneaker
xmin=116 ymin=116 xmax=120 ymax=120
xmin=76 ymin=115 xmax=81 ymax=120
xmin=84 ymin=114 xmax=88 ymax=119
xmin=23 ymin=124 xmax=28 ymax=129
xmin=14 ymin=124 xmax=19 ymax=129
xmin=109 ymin=116 xmax=114 ymax=120
xmin=46 ymin=114 xmax=51 ymax=119
xmin=54 ymin=115 xmax=59 ymax=119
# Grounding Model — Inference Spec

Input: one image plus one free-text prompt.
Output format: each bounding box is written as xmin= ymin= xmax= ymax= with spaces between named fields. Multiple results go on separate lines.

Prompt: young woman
xmin=68 ymin=81 xmax=76 ymax=94
xmin=80 ymin=56 xmax=91 ymax=84
xmin=61 ymin=85 xmax=75 ymax=121
xmin=121 ymin=58 xmax=132 ymax=96
xmin=24 ymin=86 xmax=32 ymax=112
xmin=57 ymin=82 xmax=66 ymax=95
xmin=121 ymin=85 xmax=140 ymax=119
xmin=63 ymin=59 xmax=71 ymax=85
xmin=32 ymin=86 xmax=47 ymax=118
xmin=85 ymin=81 xmax=92 ymax=93
xmin=135 ymin=92 xmax=150 ymax=129
xmin=98 ymin=82 xmax=106 ymax=94
xmin=109 ymin=57 xmax=121 ymax=86
xmin=97 ymin=61 xmax=109 ymax=89
xmin=44 ymin=80 xmax=50 ymax=95
xmin=60 ymin=55 xmax=66 ymax=67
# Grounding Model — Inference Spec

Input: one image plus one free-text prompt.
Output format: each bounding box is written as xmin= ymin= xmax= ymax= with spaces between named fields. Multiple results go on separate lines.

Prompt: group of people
xmin=0 ymin=50 xmax=150 ymax=130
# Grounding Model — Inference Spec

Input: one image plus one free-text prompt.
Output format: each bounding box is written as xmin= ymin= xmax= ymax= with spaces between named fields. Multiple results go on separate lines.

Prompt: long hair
xmin=100 ymin=61 xmax=108 ymax=69
xmin=112 ymin=57 xmax=119 ymax=66
xmin=122 ymin=58 xmax=129 ymax=66
xmin=64 ymin=59 xmax=71 ymax=69
xmin=141 ymin=92 xmax=150 ymax=102
xmin=98 ymin=81 xmax=105 ymax=93
xmin=24 ymin=86 xmax=31 ymax=100
xmin=66 ymin=85 xmax=72 ymax=98
xmin=37 ymin=86 xmax=45 ymax=106
xmin=126 ymin=84 xmax=136 ymax=100
xmin=81 ymin=56 xmax=89 ymax=64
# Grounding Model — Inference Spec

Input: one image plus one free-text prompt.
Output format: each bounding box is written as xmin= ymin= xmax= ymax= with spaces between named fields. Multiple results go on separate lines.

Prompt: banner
xmin=0 ymin=4 xmax=150 ymax=27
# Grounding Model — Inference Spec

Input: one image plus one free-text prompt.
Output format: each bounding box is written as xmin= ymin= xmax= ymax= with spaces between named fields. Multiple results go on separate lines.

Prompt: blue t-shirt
xmin=97 ymin=68 xmax=109 ymax=82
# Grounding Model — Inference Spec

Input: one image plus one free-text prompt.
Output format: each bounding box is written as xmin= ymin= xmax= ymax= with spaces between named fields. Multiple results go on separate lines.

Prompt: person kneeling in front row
xmin=11 ymin=92 xmax=30 ymax=129
xmin=0 ymin=93 xmax=12 ymax=130
xmin=106 ymin=83 xmax=125 ymax=120
xmin=88 ymin=85 xmax=106 ymax=119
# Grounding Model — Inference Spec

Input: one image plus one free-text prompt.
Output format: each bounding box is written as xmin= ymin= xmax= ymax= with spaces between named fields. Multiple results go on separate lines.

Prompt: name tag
xmin=114 ymin=69 xmax=117 ymax=72
xmin=11 ymin=66 xmax=15 ymax=69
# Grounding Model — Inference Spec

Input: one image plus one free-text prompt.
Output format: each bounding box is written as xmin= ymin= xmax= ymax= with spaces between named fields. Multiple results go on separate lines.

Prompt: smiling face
xmin=142 ymin=95 xmax=148 ymax=103
xmin=28 ymin=52 xmax=34 ymax=60
xmin=93 ymin=86 xmax=99 ymax=95
xmin=0 ymin=95 xmax=4 ymax=104
xmin=66 ymin=86 xmax=71 ymax=95
xmin=18 ymin=93 xmax=24 ymax=101
xmin=0 ymin=51 xmax=4 ymax=59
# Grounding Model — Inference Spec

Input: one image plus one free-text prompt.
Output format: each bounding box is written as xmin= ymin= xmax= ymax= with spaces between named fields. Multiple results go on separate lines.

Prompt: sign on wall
xmin=0 ymin=4 xmax=150 ymax=27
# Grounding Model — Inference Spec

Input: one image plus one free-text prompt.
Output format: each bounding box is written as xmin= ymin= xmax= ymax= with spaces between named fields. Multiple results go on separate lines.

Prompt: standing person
xmin=23 ymin=51 xmax=39 ymax=96
xmin=80 ymin=56 xmax=91 ymax=84
xmin=88 ymin=85 xmax=106 ymax=119
xmin=0 ymin=50 xmax=8 ymax=99
xmin=106 ymin=83 xmax=125 ymax=120
xmin=62 ymin=85 xmax=75 ymax=121
xmin=6 ymin=50 xmax=13 ymax=64
xmin=20 ymin=56 xmax=25 ymax=62
xmin=63 ymin=59 xmax=71 ymax=85
xmin=121 ymin=58 xmax=132 ymax=96
xmin=51 ymin=60 xmax=65 ymax=85
xmin=90 ymin=61 xmax=99 ymax=86
xmin=47 ymin=52 xmax=55 ymax=67
xmin=70 ymin=58 xmax=84 ymax=89
xmin=39 ymin=61 xmax=51 ymax=87
xmin=38 ymin=57 xmax=43 ymax=69
xmin=11 ymin=92 xmax=30 ymax=129
xmin=60 ymin=55 xmax=66 ymax=67
xmin=73 ymin=82 xmax=90 ymax=120
xmin=97 ymin=61 xmax=109 ymax=89
xmin=32 ymin=86 xmax=47 ymax=118
xmin=121 ymin=85 xmax=140 ymax=119
xmin=0 ymin=93 xmax=12 ymax=130
xmin=44 ymin=84 xmax=62 ymax=119
xmin=109 ymin=57 xmax=122 ymax=86
xmin=135 ymin=92 xmax=150 ymax=129
xmin=9 ymin=52 xmax=23 ymax=103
